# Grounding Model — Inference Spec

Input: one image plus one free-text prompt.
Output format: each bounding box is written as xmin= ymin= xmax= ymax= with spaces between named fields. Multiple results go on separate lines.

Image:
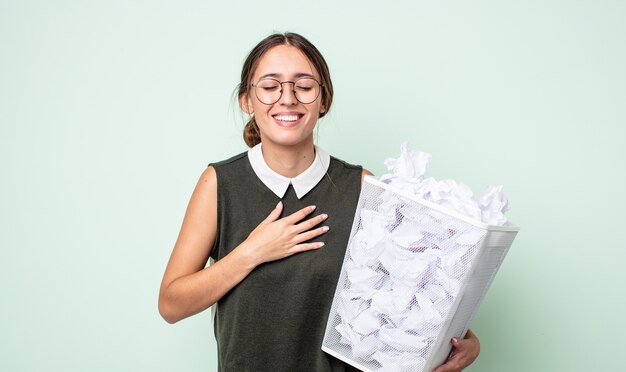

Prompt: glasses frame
xmin=250 ymin=78 xmax=324 ymax=105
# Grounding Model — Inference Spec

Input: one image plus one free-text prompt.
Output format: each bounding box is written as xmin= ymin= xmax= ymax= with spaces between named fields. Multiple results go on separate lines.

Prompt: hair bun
xmin=243 ymin=117 xmax=261 ymax=148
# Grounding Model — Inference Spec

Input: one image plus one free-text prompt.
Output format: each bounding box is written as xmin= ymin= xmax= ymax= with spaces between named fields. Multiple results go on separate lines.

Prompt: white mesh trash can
xmin=322 ymin=177 xmax=519 ymax=372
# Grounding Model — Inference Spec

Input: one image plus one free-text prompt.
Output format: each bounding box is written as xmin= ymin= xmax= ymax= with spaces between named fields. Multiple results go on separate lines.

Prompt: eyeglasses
xmin=250 ymin=78 xmax=323 ymax=105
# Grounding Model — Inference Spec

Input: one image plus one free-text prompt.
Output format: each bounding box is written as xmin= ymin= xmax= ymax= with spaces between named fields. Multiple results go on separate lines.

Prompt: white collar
xmin=248 ymin=143 xmax=330 ymax=199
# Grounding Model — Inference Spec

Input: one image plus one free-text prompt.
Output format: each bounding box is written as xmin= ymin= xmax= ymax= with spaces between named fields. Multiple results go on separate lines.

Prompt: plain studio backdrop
xmin=1 ymin=1 xmax=624 ymax=371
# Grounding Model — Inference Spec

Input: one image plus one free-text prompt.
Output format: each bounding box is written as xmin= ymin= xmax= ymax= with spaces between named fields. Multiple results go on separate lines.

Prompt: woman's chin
xmin=262 ymin=133 xmax=314 ymax=148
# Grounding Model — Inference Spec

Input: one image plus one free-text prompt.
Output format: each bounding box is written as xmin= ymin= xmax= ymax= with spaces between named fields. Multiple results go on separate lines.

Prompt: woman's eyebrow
xmin=259 ymin=73 xmax=281 ymax=79
xmin=257 ymin=72 xmax=316 ymax=80
xmin=294 ymin=72 xmax=315 ymax=79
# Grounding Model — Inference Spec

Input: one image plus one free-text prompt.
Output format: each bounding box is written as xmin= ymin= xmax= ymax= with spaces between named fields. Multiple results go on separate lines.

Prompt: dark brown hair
xmin=238 ymin=32 xmax=334 ymax=147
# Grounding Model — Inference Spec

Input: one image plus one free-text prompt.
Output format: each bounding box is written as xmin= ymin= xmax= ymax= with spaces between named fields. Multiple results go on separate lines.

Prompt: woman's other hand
xmin=433 ymin=329 xmax=480 ymax=372
xmin=240 ymin=201 xmax=329 ymax=265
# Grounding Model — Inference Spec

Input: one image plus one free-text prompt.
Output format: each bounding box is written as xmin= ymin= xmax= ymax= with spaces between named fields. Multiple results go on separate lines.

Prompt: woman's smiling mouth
xmin=272 ymin=113 xmax=304 ymax=126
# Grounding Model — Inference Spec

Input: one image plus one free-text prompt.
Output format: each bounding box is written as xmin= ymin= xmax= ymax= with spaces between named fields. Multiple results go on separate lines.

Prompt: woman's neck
xmin=260 ymin=140 xmax=316 ymax=179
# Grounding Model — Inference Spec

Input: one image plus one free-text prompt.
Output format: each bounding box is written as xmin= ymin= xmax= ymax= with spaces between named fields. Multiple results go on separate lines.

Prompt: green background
xmin=1 ymin=0 xmax=624 ymax=371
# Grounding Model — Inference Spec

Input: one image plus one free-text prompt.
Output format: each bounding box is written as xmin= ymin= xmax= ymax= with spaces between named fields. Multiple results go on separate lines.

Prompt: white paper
xmin=379 ymin=143 xmax=510 ymax=225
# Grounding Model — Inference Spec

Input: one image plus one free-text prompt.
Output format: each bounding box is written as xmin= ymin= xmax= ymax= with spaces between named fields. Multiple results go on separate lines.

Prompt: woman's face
xmin=242 ymin=44 xmax=325 ymax=149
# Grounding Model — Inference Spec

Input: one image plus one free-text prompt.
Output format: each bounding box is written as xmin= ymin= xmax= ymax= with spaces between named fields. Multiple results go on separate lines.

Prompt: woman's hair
xmin=238 ymin=32 xmax=334 ymax=148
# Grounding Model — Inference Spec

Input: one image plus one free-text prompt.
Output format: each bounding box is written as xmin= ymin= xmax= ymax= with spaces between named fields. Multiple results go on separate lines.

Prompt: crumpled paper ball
xmin=380 ymin=143 xmax=510 ymax=226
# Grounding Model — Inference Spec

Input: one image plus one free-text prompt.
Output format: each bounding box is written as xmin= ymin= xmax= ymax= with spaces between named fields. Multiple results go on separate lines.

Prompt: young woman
xmin=159 ymin=32 xmax=480 ymax=372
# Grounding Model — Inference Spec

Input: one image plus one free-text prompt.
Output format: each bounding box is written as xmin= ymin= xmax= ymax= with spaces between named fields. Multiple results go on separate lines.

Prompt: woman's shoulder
xmin=329 ymin=155 xmax=362 ymax=171
xmin=327 ymin=155 xmax=373 ymax=183
xmin=208 ymin=151 xmax=249 ymax=169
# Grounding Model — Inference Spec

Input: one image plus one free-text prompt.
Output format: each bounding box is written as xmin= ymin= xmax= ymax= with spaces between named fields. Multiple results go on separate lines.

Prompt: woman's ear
xmin=239 ymin=93 xmax=254 ymax=115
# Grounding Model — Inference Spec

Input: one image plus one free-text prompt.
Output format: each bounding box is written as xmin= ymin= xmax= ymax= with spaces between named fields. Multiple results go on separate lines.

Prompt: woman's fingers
xmin=294 ymin=212 xmax=328 ymax=232
xmin=294 ymin=225 xmax=330 ymax=244
xmin=432 ymin=335 xmax=479 ymax=372
xmin=290 ymin=241 xmax=325 ymax=254
xmin=262 ymin=201 xmax=284 ymax=224
xmin=276 ymin=204 xmax=330 ymax=235
xmin=250 ymin=203 xmax=330 ymax=262
xmin=283 ymin=206 xmax=330 ymax=244
xmin=266 ymin=203 xmax=328 ymax=231
xmin=283 ymin=204 xmax=317 ymax=224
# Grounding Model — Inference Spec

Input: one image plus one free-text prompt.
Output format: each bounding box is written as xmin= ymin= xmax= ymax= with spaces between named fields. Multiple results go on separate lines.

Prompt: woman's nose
xmin=278 ymin=82 xmax=297 ymax=105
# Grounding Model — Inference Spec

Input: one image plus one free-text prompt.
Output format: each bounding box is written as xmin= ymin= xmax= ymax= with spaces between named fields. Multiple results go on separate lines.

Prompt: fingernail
xmin=323 ymin=226 xmax=330 ymax=232
xmin=321 ymin=213 xmax=328 ymax=220
xmin=318 ymin=242 xmax=325 ymax=247
xmin=276 ymin=201 xmax=282 ymax=208
xmin=310 ymin=205 xmax=316 ymax=211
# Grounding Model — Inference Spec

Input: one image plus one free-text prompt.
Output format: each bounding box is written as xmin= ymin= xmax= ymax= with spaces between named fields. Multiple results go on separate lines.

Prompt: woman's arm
xmin=158 ymin=166 xmax=244 ymax=323
xmin=361 ymin=168 xmax=374 ymax=182
xmin=158 ymin=166 xmax=330 ymax=323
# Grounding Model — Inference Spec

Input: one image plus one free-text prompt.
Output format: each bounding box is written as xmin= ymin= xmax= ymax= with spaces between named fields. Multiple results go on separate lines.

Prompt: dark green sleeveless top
xmin=210 ymin=151 xmax=362 ymax=372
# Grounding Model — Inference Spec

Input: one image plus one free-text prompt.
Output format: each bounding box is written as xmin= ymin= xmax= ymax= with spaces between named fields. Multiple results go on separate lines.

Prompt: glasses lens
xmin=293 ymin=78 xmax=320 ymax=104
xmin=255 ymin=79 xmax=281 ymax=104
xmin=253 ymin=78 xmax=321 ymax=104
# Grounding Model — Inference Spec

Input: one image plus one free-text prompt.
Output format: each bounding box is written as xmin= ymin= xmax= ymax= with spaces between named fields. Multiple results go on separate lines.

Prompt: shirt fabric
xmin=209 ymin=146 xmax=362 ymax=372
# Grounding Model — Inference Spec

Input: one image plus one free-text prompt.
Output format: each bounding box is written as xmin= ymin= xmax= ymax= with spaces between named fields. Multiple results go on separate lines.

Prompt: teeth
xmin=275 ymin=115 xmax=299 ymax=122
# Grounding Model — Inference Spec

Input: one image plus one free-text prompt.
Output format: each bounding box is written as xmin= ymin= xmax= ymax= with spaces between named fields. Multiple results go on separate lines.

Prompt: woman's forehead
xmin=253 ymin=45 xmax=319 ymax=79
